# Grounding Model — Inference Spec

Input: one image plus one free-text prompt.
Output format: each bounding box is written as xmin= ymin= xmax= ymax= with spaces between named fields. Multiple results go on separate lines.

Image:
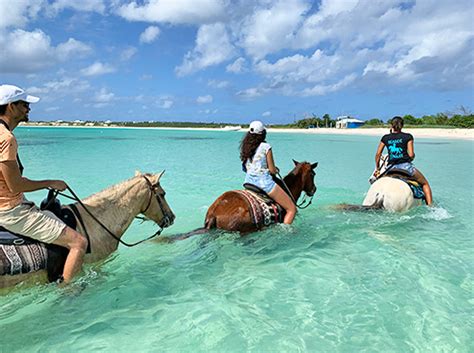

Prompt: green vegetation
xmin=30 ymin=110 xmax=473 ymax=129
xmin=278 ymin=113 xmax=337 ymax=128
xmin=280 ymin=112 xmax=473 ymax=129
xmin=115 ymin=121 xmax=234 ymax=128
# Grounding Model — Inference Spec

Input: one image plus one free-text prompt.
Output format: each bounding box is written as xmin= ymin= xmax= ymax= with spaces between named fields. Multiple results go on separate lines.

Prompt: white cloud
xmin=196 ymin=95 xmax=213 ymax=104
xmin=0 ymin=0 xmax=44 ymax=29
xmin=301 ymin=73 xmax=357 ymax=96
xmin=80 ymin=62 xmax=115 ymax=76
xmin=139 ymin=26 xmax=160 ymax=44
xmin=120 ymin=46 xmax=137 ymax=61
xmin=262 ymin=111 xmax=271 ymax=117
xmin=50 ymin=0 xmax=106 ymax=14
xmin=175 ymin=23 xmax=235 ymax=76
xmin=208 ymin=80 xmax=229 ymax=89
xmin=56 ymin=38 xmax=92 ymax=60
xmin=116 ymin=0 xmax=227 ymax=25
xmin=239 ymin=0 xmax=310 ymax=59
xmin=159 ymin=99 xmax=173 ymax=109
xmin=94 ymin=87 xmax=115 ymax=103
xmin=236 ymin=87 xmax=267 ymax=100
xmin=226 ymin=57 xmax=246 ymax=73
xmin=27 ymin=78 xmax=91 ymax=103
xmin=0 ymin=29 xmax=91 ymax=73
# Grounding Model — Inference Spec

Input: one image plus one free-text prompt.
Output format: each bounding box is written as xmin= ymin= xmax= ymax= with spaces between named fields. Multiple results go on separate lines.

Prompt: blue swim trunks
xmin=245 ymin=173 xmax=276 ymax=193
xmin=389 ymin=162 xmax=416 ymax=176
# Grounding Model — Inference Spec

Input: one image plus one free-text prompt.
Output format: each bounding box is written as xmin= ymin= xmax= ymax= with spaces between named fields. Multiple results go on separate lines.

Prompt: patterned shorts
xmin=390 ymin=162 xmax=416 ymax=176
xmin=245 ymin=173 xmax=276 ymax=193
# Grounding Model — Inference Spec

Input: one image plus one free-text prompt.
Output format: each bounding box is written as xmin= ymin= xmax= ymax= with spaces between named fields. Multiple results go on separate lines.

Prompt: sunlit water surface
xmin=1 ymin=127 xmax=472 ymax=352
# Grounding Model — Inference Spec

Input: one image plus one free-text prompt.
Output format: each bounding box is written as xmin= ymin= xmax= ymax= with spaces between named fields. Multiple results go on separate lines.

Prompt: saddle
xmin=0 ymin=190 xmax=79 ymax=282
xmin=385 ymin=170 xmax=426 ymax=200
xmin=239 ymin=183 xmax=284 ymax=229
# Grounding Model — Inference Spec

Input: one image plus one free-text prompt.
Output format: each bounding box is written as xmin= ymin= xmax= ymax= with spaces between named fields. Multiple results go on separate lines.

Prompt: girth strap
xmin=69 ymin=203 xmax=91 ymax=254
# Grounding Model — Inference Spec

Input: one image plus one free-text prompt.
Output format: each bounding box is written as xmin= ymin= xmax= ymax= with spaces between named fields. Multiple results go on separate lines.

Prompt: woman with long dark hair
xmin=240 ymin=121 xmax=296 ymax=224
xmin=375 ymin=116 xmax=433 ymax=205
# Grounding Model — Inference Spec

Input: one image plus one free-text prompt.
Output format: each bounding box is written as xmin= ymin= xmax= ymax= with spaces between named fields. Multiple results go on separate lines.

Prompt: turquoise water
xmin=1 ymin=127 xmax=473 ymax=352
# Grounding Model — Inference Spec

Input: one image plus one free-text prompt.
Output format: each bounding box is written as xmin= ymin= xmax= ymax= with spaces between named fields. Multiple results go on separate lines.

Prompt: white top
xmin=245 ymin=142 xmax=271 ymax=176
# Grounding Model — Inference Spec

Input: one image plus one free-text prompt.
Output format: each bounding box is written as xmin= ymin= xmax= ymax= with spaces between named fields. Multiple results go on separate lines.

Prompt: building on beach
xmin=335 ymin=116 xmax=365 ymax=129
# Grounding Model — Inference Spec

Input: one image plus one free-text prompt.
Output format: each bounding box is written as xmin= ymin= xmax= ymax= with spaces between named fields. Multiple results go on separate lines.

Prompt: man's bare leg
xmin=52 ymin=227 xmax=88 ymax=283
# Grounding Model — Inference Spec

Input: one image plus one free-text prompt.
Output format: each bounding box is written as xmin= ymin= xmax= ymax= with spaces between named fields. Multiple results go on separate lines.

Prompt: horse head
xmin=137 ymin=171 xmax=175 ymax=229
xmin=288 ymin=160 xmax=318 ymax=198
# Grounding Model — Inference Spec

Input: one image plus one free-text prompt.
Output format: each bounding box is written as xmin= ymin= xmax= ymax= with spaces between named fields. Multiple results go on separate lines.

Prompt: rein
xmin=276 ymin=172 xmax=314 ymax=209
xmin=53 ymin=176 xmax=166 ymax=248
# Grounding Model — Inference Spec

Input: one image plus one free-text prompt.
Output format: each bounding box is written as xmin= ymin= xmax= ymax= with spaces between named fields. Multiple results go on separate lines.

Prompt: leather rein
xmin=276 ymin=172 xmax=315 ymax=210
xmin=53 ymin=176 xmax=169 ymax=249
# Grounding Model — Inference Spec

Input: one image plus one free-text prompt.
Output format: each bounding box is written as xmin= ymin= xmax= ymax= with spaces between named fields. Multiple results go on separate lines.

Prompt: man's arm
xmin=0 ymin=161 xmax=66 ymax=193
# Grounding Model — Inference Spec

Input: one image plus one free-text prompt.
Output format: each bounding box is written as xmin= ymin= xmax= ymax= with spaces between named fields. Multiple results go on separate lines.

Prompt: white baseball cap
xmin=249 ymin=120 xmax=266 ymax=134
xmin=0 ymin=84 xmax=40 ymax=105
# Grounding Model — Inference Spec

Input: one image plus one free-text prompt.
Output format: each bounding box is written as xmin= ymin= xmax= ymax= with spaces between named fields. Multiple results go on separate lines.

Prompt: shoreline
xmin=19 ymin=124 xmax=474 ymax=140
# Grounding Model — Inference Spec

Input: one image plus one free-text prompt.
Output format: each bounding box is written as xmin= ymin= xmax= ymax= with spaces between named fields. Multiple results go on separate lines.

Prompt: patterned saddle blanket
xmin=0 ymin=242 xmax=48 ymax=276
xmin=236 ymin=186 xmax=284 ymax=229
xmin=0 ymin=191 xmax=79 ymax=281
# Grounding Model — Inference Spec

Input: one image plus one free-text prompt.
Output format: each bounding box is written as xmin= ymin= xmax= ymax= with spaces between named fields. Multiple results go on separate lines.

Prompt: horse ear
xmin=311 ymin=162 xmax=318 ymax=169
xmin=293 ymin=159 xmax=299 ymax=166
xmin=155 ymin=170 xmax=165 ymax=183
xmin=135 ymin=170 xmax=142 ymax=176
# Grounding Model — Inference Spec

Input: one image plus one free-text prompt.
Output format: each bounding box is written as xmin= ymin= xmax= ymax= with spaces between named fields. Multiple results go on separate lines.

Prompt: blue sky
xmin=0 ymin=0 xmax=473 ymax=123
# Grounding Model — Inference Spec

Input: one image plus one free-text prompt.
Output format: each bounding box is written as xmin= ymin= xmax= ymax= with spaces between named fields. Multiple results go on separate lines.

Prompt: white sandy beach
xmin=20 ymin=123 xmax=473 ymax=140
xmin=268 ymin=127 xmax=474 ymax=140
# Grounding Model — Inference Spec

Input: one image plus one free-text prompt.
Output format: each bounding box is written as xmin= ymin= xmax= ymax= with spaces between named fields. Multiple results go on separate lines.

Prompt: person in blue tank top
xmin=375 ymin=116 xmax=433 ymax=205
xmin=240 ymin=121 xmax=297 ymax=224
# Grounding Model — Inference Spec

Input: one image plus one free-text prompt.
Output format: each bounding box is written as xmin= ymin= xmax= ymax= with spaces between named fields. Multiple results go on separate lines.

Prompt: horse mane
xmin=81 ymin=174 xmax=150 ymax=206
xmin=283 ymin=163 xmax=306 ymax=186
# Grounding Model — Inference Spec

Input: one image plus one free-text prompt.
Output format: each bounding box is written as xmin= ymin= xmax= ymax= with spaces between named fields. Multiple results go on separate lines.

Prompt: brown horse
xmin=204 ymin=160 xmax=318 ymax=233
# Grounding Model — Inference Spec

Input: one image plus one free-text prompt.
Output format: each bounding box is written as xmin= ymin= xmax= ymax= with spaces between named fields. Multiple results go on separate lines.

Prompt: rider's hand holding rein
xmin=48 ymin=180 xmax=67 ymax=191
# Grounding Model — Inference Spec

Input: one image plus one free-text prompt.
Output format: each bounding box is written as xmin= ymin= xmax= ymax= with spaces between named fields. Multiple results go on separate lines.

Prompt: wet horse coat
xmin=204 ymin=161 xmax=318 ymax=233
xmin=0 ymin=172 xmax=175 ymax=289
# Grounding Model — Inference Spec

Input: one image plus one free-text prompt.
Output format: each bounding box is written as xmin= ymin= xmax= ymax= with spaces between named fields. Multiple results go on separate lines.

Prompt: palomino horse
xmin=0 ymin=171 xmax=175 ymax=288
xmin=339 ymin=155 xmax=423 ymax=212
xmin=204 ymin=160 xmax=318 ymax=233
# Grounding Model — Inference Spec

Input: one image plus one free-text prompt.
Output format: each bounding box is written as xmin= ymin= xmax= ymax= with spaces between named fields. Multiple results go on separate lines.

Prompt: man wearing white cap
xmin=0 ymin=84 xmax=87 ymax=283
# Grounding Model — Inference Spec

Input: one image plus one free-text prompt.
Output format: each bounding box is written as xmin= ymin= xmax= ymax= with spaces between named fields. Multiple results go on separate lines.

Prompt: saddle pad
xmin=406 ymin=180 xmax=425 ymax=199
xmin=235 ymin=190 xmax=283 ymax=229
xmin=0 ymin=243 xmax=47 ymax=276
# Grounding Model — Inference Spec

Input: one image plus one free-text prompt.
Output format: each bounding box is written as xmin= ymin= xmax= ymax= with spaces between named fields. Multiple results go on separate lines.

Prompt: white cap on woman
xmin=249 ymin=120 xmax=266 ymax=134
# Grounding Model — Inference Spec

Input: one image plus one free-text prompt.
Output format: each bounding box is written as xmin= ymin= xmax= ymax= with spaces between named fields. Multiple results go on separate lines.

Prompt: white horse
xmin=0 ymin=171 xmax=175 ymax=289
xmin=338 ymin=155 xmax=422 ymax=212
xmin=361 ymin=154 xmax=420 ymax=212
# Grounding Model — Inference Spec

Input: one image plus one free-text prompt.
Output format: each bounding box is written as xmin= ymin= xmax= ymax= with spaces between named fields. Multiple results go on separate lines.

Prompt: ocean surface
xmin=1 ymin=127 xmax=472 ymax=352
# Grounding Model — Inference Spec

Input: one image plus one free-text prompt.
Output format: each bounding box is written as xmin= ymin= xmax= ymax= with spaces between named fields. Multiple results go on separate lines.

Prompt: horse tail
xmin=205 ymin=216 xmax=217 ymax=230
xmin=154 ymin=227 xmax=208 ymax=243
xmin=334 ymin=194 xmax=385 ymax=211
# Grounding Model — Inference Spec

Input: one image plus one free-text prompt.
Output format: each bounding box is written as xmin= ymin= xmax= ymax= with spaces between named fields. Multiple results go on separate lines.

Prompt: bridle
xmin=277 ymin=167 xmax=317 ymax=210
xmin=137 ymin=175 xmax=172 ymax=229
xmin=54 ymin=175 xmax=171 ymax=248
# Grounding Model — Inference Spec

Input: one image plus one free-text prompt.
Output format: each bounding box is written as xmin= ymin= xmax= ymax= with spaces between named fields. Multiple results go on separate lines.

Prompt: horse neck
xmin=76 ymin=177 xmax=148 ymax=257
xmin=283 ymin=172 xmax=303 ymax=201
